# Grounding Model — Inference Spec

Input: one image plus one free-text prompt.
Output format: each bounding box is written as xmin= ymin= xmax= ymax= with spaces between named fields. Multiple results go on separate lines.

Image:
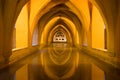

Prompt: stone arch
xmin=30 ymin=2 xmax=83 ymax=47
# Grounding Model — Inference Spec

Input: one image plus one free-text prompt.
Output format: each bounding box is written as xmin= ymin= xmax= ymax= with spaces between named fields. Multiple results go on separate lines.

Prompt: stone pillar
xmin=115 ymin=2 xmax=120 ymax=58
xmin=2 ymin=5 xmax=14 ymax=61
xmin=87 ymin=2 xmax=92 ymax=48
xmin=0 ymin=0 xmax=5 ymax=63
xmin=87 ymin=30 xmax=92 ymax=48
xmin=0 ymin=1 xmax=14 ymax=62
xmin=107 ymin=26 xmax=115 ymax=56
xmin=3 ymin=28 xmax=13 ymax=61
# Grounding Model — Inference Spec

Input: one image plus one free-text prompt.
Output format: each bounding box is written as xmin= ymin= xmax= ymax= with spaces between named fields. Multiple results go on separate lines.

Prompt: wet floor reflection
xmin=0 ymin=43 xmax=120 ymax=80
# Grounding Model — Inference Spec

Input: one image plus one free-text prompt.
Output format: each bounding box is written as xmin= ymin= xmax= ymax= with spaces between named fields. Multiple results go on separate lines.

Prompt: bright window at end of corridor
xmin=53 ymin=30 xmax=67 ymax=43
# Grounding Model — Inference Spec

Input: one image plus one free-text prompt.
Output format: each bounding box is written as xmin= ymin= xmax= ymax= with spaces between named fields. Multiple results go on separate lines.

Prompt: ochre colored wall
xmin=92 ymin=5 xmax=105 ymax=49
xmin=16 ymin=5 xmax=28 ymax=48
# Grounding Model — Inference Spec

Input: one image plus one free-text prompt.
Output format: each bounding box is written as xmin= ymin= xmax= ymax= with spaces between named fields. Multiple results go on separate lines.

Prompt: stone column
xmin=2 ymin=28 xmax=13 ymax=61
xmin=115 ymin=2 xmax=120 ymax=58
xmin=107 ymin=26 xmax=115 ymax=56
xmin=0 ymin=0 xmax=5 ymax=63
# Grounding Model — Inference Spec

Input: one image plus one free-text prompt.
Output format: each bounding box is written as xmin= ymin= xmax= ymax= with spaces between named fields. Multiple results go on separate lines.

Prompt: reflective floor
xmin=0 ymin=43 xmax=120 ymax=80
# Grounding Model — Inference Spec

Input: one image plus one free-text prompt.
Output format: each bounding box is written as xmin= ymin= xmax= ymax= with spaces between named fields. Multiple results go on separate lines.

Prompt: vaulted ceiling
xmin=30 ymin=0 xmax=90 ymax=33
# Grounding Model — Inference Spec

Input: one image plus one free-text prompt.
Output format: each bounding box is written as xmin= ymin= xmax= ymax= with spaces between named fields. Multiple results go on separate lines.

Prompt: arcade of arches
xmin=0 ymin=0 xmax=120 ymax=78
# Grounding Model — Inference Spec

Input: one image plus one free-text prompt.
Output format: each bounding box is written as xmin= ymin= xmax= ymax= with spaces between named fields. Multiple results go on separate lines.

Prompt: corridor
xmin=0 ymin=0 xmax=120 ymax=80
xmin=0 ymin=43 xmax=120 ymax=80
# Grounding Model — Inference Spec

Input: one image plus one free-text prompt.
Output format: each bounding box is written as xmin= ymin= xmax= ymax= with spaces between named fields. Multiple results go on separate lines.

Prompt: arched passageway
xmin=0 ymin=1 xmax=120 ymax=79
